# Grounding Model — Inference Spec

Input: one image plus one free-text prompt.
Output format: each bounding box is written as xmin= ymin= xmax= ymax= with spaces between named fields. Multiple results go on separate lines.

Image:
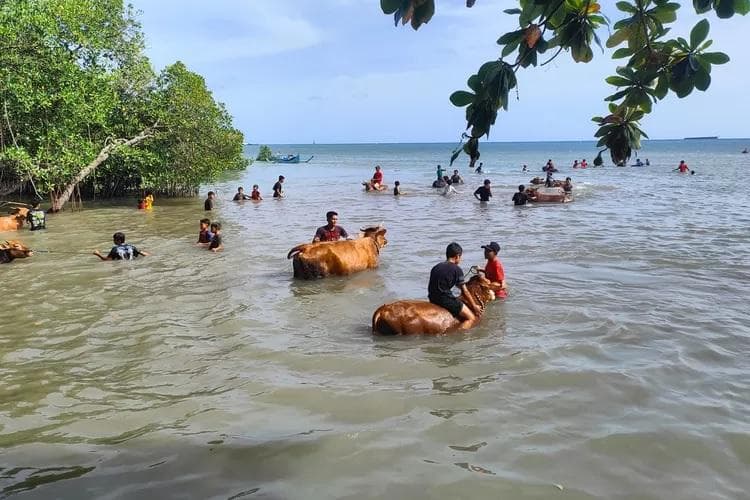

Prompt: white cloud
xmin=134 ymin=0 xmax=323 ymax=66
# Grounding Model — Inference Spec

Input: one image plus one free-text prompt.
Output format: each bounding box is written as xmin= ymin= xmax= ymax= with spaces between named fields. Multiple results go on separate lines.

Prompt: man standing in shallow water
xmin=313 ymin=211 xmax=349 ymax=242
xmin=474 ymin=179 xmax=492 ymax=202
xmin=273 ymin=175 xmax=285 ymax=198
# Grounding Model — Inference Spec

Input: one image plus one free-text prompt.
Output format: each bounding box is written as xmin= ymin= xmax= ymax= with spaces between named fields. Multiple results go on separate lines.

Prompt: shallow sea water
xmin=1 ymin=140 xmax=749 ymax=499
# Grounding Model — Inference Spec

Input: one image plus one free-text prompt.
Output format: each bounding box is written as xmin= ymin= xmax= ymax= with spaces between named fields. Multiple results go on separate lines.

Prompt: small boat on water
xmin=525 ymin=185 xmax=571 ymax=203
xmin=271 ymin=154 xmax=314 ymax=164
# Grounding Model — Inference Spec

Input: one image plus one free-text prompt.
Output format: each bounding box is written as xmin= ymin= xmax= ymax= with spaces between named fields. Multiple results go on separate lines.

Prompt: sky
xmin=130 ymin=0 xmax=750 ymax=143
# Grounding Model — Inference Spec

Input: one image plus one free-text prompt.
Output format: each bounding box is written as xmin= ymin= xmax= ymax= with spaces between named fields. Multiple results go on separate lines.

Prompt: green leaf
xmin=449 ymin=91 xmax=475 ymax=107
xmin=503 ymin=8 xmax=522 ymax=15
xmin=606 ymin=28 xmax=630 ymax=48
xmin=693 ymin=68 xmax=711 ymax=90
xmin=701 ymin=51 xmax=730 ymax=64
xmin=616 ymin=1 xmax=637 ymax=13
xmin=612 ymin=47 xmax=633 ymax=59
xmin=693 ymin=0 xmax=713 ymax=13
xmin=690 ymin=19 xmax=710 ymax=48
xmin=381 ymin=0 xmax=402 ymax=14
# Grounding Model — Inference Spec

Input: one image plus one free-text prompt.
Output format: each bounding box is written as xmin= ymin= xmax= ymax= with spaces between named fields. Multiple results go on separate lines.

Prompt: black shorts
xmin=430 ymin=295 xmax=464 ymax=318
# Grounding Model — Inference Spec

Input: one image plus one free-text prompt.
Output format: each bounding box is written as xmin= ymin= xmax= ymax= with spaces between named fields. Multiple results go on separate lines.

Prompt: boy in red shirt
xmin=479 ymin=241 xmax=507 ymax=299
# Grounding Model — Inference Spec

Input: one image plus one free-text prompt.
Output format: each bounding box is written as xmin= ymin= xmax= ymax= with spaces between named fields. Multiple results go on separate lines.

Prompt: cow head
xmin=0 ymin=240 xmax=33 ymax=261
xmin=464 ymin=275 xmax=495 ymax=313
xmin=361 ymin=225 xmax=387 ymax=248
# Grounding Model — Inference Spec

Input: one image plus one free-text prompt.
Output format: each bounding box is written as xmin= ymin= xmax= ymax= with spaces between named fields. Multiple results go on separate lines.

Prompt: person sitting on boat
xmin=563 ymin=177 xmax=573 ymax=193
xmin=233 ymin=187 xmax=252 ymax=201
xmin=450 ymin=169 xmax=464 ymax=185
xmin=544 ymin=169 xmax=554 ymax=187
xmin=313 ymin=211 xmax=349 ymax=243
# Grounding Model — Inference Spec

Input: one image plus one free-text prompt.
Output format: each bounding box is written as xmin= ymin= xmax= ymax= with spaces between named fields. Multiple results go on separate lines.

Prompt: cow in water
xmin=371 ymin=275 xmax=496 ymax=335
xmin=287 ymin=225 xmax=387 ymax=279
xmin=0 ymin=206 xmax=29 ymax=232
xmin=0 ymin=240 xmax=33 ymax=264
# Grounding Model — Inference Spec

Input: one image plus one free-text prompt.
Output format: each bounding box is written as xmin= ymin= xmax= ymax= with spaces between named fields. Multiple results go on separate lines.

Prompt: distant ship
xmin=684 ymin=136 xmax=718 ymax=140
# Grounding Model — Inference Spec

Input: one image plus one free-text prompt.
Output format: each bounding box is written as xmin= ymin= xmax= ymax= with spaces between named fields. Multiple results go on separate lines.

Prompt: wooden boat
xmin=271 ymin=154 xmax=314 ymax=164
xmin=525 ymin=185 xmax=571 ymax=203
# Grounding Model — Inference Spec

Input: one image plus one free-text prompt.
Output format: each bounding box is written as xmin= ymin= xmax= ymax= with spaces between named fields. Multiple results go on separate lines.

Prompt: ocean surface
xmin=1 ymin=139 xmax=749 ymax=499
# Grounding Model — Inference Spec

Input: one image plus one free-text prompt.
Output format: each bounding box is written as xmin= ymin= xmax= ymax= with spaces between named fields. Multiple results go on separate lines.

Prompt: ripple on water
xmin=2 ymin=141 xmax=750 ymax=498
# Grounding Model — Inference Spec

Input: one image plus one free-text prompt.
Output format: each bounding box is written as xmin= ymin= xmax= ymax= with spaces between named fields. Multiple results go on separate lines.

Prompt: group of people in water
xmin=307 ymin=208 xmax=507 ymax=328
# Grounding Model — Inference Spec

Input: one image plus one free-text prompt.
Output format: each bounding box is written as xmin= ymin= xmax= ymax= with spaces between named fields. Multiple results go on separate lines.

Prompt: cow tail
xmin=287 ymin=244 xmax=306 ymax=259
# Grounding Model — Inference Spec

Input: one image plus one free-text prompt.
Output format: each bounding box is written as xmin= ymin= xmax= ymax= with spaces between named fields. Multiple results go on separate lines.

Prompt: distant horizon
xmin=244 ymin=137 xmax=750 ymax=146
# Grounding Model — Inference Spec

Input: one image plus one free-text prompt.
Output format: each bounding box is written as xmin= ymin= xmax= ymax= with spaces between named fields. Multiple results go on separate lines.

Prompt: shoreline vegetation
xmin=0 ymin=0 xmax=247 ymax=212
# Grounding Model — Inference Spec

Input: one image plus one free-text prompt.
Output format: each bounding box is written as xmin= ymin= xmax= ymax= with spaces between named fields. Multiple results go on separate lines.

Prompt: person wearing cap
xmin=428 ymin=242 xmax=480 ymax=329
xmin=478 ymin=242 xmax=507 ymax=299
xmin=473 ymin=179 xmax=492 ymax=202
xmin=313 ymin=211 xmax=349 ymax=242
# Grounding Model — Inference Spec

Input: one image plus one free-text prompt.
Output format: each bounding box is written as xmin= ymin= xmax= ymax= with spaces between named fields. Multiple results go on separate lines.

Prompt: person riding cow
xmin=428 ymin=242 xmax=480 ymax=330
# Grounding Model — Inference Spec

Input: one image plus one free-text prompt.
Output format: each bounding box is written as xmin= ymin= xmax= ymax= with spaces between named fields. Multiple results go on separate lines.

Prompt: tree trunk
xmin=49 ymin=127 xmax=154 ymax=212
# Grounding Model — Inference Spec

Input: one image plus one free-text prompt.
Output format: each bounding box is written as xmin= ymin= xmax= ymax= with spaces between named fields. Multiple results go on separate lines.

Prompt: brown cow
xmin=287 ymin=226 xmax=387 ymax=279
xmin=0 ymin=207 xmax=29 ymax=232
xmin=371 ymin=275 xmax=496 ymax=335
xmin=0 ymin=240 xmax=33 ymax=264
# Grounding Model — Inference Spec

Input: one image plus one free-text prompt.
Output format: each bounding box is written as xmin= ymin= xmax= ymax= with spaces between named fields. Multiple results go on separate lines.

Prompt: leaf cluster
xmin=0 ymin=0 xmax=247 ymax=199
xmin=380 ymin=0 xmax=746 ymax=166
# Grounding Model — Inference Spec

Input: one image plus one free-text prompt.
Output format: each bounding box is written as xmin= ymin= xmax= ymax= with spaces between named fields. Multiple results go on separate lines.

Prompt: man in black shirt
xmin=473 ymin=179 xmax=492 ymax=202
xmin=204 ymin=191 xmax=215 ymax=211
xmin=273 ymin=175 xmax=285 ymax=198
xmin=512 ymin=185 xmax=528 ymax=205
xmin=428 ymin=242 xmax=480 ymax=330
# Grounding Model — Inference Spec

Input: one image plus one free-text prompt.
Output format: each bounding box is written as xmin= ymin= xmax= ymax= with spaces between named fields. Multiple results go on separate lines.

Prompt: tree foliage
xmin=380 ymin=0 xmax=746 ymax=165
xmin=256 ymin=145 xmax=274 ymax=162
xmin=0 ymin=0 xmax=247 ymax=210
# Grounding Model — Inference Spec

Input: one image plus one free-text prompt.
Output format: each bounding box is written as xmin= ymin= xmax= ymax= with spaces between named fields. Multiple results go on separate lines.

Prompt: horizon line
xmin=244 ymin=137 xmax=750 ymax=146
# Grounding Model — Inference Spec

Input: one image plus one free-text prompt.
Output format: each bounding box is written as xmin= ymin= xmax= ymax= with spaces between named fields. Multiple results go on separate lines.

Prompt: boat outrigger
xmin=271 ymin=154 xmax=314 ymax=164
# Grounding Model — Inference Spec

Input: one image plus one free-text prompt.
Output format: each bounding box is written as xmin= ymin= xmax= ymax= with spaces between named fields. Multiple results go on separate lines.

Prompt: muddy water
xmin=1 ymin=140 xmax=749 ymax=499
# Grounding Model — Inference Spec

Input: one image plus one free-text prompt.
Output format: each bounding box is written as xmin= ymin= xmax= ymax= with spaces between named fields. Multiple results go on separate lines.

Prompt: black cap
xmin=481 ymin=242 xmax=500 ymax=253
